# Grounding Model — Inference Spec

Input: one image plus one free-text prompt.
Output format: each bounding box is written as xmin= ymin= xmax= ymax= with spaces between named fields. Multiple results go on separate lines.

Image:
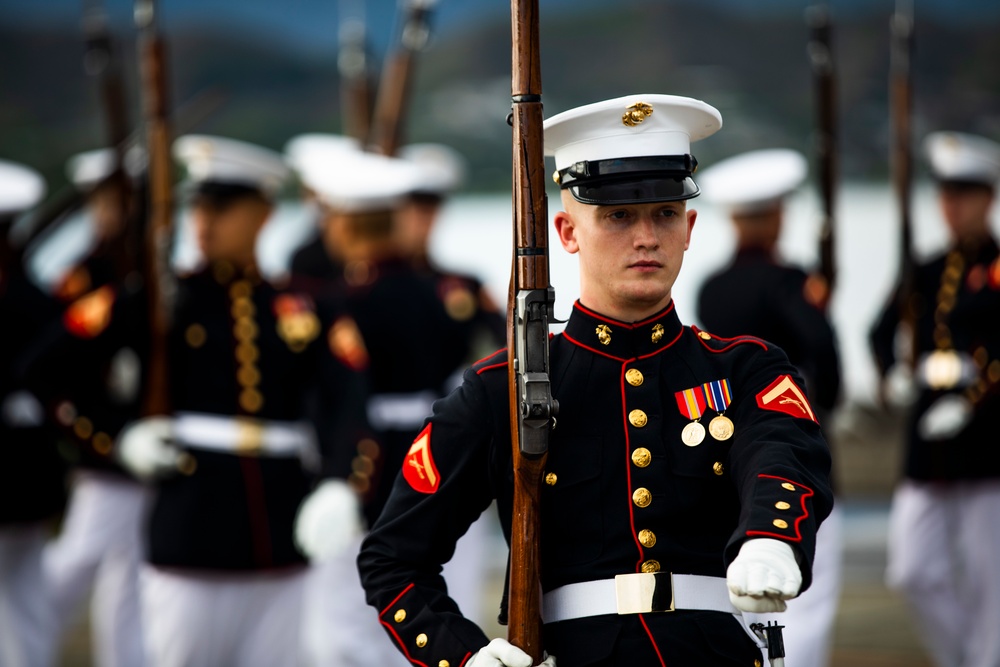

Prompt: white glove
xmin=884 ymin=363 xmax=917 ymax=408
xmin=293 ymin=479 xmax=363 ymax=562
xmin=918 ymin=393 xmax=973 ymax=441
xmin=726 ymin=538 xmax=801 ymax=613
xmin=117 ymin=417 xmax=181 ymax=481
xmin=467 ymin=638 xmax=556 ymax=667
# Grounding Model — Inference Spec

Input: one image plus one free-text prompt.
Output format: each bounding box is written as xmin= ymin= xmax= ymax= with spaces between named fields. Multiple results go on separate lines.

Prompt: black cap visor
xmin=558 ymin=155 xmax=700 ymax=205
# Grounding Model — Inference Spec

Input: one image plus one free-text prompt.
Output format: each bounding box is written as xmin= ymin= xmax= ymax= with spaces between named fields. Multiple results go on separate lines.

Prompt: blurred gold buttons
xmin=394 ymin=609 xmax=406 ymax=623
xmin=775 ymin=501 xmax=791 ymax=510
xmin=235 ymin=343 xmax=259 ymax=364
xmin=239 ymin=388 xmax=263 ymax=413
xmin=641 ymin=559 xmax=660 ymax=573
xmin=415 ymin=633 xmax=428 ymax=648
xmin=782 ymin=483 xmax=796 ymax=491
xmin=625 ymin=369 xmax=644 ymax=386
xmin=92 ymin=432 xmax=113 ymax=455
xmin=628 ymin=410 xmax=648 ymax=428
xmin=712 ymin=462 xmax=724 ymax=476
xmin=773 ymin=519 xmax=788 ymax=529
xmin=233 ymin=319 xmax=258 ymax=340
xmin=755 ymin=661 xmax=762 ymax=667
xmin=237 ymin=366 xmax=261 ymax=387
xmin=439 ymin=661 xmax=450 ymax=667
xmin=698 ymin=331 xmax=712 ymax=340
xmin=229 ymin=280 xmax=252 ymax=299
xmin=632 ymin=488 xmax=651 ymax=508
xmin=631 ymin=447 xmax=651 ymax=468
xmin=638 ymin=529 xmax=656 ymax=548
xmin=231 ymin=298 xmax=255 ymax=318
xmin=185 ymin=323 xmax=207 ymax=348
xmin=73 ymin=417 xmax=93 ymax=440
xmin=545 ymin=473 xmax=558 ymax=486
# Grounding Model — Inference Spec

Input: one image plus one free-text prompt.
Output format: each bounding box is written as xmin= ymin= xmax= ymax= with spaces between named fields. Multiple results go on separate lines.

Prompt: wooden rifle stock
xmin=135 ymin=0 xmax=174 ymax=416
xmin=807 ymin=3 xmax=837 ymax=302
xmin=368 ymin=0 xmax=435 ymax=156
xmin=507 ymin=0 xmax=554 ymax=662
xmin=890 ymin=0 xmax=916 ymax=367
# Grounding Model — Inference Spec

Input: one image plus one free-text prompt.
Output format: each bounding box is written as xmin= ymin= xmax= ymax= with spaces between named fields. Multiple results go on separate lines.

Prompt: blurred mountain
xmin=2 ymin=0 xmax=999 ymax=192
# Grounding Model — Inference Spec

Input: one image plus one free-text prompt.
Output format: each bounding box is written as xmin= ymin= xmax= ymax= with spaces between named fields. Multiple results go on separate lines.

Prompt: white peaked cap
xmin=544 ymin=94 xmax=722 ymax=169
xmin=174 ymin=135 xmax=290 ymax=196
xmin=0 ymin=159 xmax=46 ymax=216
xmin=924 ymin=131 xmax=1000 ymax=186
xmin=65 ymin=145 xmax=147 ymax=190
xmin=284 ymin=133 xmax=361 ymax=175
xmin=399 ymin=143 xmax=467 ymax=195
xmin=697 ymin=148 xmax=808 ymax=214
xmin=297 ymin=144 xmax=422 ymax=213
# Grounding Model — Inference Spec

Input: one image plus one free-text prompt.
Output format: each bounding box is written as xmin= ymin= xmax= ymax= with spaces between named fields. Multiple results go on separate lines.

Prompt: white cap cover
xmin=924 ymin=131 xmax=1000 ymax=187
xmin=297 ymin=144 xmax=422 ymax=213
xmin=174 ymin=135 xmax=290 ymax=196
xmin=284 ymin=133 xmax=361 ymax=175
xmin=65 ymin=145 xmax=148 ymax=191
xmin=399 ymin=143 xmax=466 ymax=195
xmin=543 ymin=94 xmax=722 ymax=204
xmin=697 ymin=148 xmax=808 ymax=214
xmin=0 ymin=159 xmax=46 ymax=216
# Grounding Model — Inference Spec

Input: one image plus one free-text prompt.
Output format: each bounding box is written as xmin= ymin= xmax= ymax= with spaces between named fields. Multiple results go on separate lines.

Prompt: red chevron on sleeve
xmin=755 ymin=374 xmax=818 ymax=423
xmin=402 ymin=423 xmax=440 ymax=494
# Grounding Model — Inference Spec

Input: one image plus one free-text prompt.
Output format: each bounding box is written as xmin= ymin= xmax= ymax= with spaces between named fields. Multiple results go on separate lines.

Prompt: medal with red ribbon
xmin=675 ymin=385 xmax=707 ymax=446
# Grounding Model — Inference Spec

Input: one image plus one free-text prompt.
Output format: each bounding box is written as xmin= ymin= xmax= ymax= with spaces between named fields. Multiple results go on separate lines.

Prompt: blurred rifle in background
xmin=807 ymin=2 xmax=838 ymax=309
xmin=368 ymin=0 xmax=437 ymax=156
xmin=338 ymin=1 xmax=379 ymax=144
xmin=890 ymin=0 xmax=917 ymax=368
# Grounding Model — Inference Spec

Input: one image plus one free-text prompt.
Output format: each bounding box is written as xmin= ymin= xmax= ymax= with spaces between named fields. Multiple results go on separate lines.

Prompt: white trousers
xmin=0 ymin=523 xmax=57 ymax=667
xmin=744 ymin=503 xmax=844 ymax=667
xmin=141 ymin=566 xmax=306 ymax=667
xmin=886 ymin=479 xmax=1000 ymax=667
xmin=43 ymin=471 xmax=149 ymax=667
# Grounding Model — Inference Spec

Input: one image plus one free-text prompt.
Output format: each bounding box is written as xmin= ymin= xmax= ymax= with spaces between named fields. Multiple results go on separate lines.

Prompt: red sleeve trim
xmin=459 ymin=652 xmax=474 ymax=667
xmin=745 ymin=474 xmax=814 ymax=543
xmin=378 ymin=583 xmax=431 ymax=667
xmin=475 ymin=362 xmax=507 ymax=376
xmin=473 ymin=347 xmax=506 ymax=366
xmin=690 ymin=326 xmax=769 ymax=353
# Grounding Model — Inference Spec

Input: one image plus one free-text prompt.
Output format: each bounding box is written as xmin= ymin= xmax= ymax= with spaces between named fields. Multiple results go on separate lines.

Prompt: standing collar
xmin=563 ymin=300 xmax=685 ymax=361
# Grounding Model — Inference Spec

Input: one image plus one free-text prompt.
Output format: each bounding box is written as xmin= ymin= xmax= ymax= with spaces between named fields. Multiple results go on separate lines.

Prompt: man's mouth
xmin=629 ymin=260 xmax=663 ymax=270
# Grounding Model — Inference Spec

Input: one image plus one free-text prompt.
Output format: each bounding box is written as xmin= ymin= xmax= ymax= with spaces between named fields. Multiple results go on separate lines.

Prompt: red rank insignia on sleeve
xmin=755 ymin=374 xmax=818 ymax=423
xmin=402 ymin=423 xmax=440 ymax=494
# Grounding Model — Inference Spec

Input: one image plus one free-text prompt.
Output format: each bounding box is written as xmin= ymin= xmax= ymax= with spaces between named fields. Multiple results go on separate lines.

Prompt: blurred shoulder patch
xmin=63 ymin=285 xmax=116 ymax=339
xmin=328 ymin=316 xmax=369 ymax=371
xmin=54 ymin=266 xmax=92 ymax=303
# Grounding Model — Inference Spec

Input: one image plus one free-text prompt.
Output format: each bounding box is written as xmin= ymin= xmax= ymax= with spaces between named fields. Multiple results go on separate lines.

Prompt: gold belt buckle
xmin=614 ymin=572 xmax=675 ymax=614
xmin=235 ymin=418 xmax=264 ymax=455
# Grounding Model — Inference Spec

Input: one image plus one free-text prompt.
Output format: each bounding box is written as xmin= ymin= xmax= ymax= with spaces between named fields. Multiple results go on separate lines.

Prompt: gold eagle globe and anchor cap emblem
xmin=622 ymin=101 xmax=654 ymax=127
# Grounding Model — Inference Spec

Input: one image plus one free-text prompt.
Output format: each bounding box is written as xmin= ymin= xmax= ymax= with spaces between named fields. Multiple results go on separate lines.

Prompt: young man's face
xmin=192 ymin=196 xmax=271 ymax=265
xmin=554 ymin=193 xmax=697 ymax=321
xmin=938 ymin=183 xmax=994 ymax=242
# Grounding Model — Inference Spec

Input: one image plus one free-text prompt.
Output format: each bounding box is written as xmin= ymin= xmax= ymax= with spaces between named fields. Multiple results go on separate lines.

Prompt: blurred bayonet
xmin=807 ymin=2 xmax=837 ymax=307
xmin=338 ymin=1 xmax=378 ymax=143
xmin=368 ymin=0 xmax=437 ymax=156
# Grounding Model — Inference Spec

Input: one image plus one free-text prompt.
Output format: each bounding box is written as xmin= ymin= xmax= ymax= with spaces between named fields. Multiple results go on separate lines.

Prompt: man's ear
xmin=554 ymin=210 xmax=580 ymax=254
xmin=684 ymin=208 xmax=698 ymax=251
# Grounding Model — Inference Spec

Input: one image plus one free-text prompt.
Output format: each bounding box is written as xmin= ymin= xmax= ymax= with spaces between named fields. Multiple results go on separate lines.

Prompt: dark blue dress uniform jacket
xmin=870 ymin=237 xmax=1000 ymax=481
xmin=358 ymin=300 xmax=834 ymax=667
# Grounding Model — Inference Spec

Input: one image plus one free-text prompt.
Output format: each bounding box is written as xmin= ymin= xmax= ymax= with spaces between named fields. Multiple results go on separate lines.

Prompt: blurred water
xmin=28 ymin=182 xmax=1000 ymax=405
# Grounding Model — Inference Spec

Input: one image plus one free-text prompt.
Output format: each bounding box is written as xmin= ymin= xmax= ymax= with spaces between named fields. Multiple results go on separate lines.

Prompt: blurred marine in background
xmin=871 ymin=131 xmax=1000 ymax=667
xmin=696 ymin=148 xmax=843 ymax=667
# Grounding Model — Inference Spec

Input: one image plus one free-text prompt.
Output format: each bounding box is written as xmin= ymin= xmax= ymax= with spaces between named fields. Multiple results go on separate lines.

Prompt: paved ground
xmin=57 ymin=402 xmax=937 ymax=665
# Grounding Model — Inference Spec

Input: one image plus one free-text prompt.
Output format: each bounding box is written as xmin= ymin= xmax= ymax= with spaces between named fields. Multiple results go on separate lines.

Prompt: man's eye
xmin=609 ymin=210 xmax=629 ymax=220
xmin=658 ymin=208 xmax=677 ymax=218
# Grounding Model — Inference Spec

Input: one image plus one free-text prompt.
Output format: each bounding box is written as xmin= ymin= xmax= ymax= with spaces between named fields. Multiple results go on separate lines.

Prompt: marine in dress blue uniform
xmin=871 ymin=131 xmax=1000 ymax=667
xmin=358 ymin=94 xmax=835 ymax=667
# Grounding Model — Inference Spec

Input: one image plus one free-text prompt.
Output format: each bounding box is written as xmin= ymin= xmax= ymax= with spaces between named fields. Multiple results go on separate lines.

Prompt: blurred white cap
xmin=924 ymin=131 xmax=1000 ymax=187
xmin=697 ymin=148 xmax=808 ymax=215
xmin=65 ymin=145 xmax=147 ymax=191
xmin=284 ymin=133 xmax=361 ymax=176
xmin=544 ymin=94 xmax=722 ymax=205
xmin=399 ymin=143 xmax=466 ymax=196
xmin=0 ymin=159 xmax=46 ymax=217
xmin=297 ymin=144 xmax=421 ymax=213
xmin=174 ymin=134 xmax=290 ymax=196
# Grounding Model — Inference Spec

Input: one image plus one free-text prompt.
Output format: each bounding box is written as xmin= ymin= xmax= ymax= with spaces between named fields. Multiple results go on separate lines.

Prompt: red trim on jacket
xmin=473 ymin=347 xmax=506 ymax=366
xmin=746 ymin=474 xmax=814 ymax=543
xmin=638 ymin=614 xmax=668 ymax=667
xmin=690 ymin=326 xmax=769 ymax=353
xmin=574 ymin=300 xmax=676 ymax=329
xmin=378 ymin=584 xmax=431 ymax=667
xmin=476 ymin=362 xmax=507 ymax=376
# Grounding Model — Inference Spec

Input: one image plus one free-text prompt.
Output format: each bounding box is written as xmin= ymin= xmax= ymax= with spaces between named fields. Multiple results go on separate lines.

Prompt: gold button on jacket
xmin=632 ymin=487 xmax=652 ymax=508
xmin=628 ymin=409 xmax=648 ymax=428
xmin=631 ymin=447 xmax=651 ymax=468
xmin=625 ymin=368 xmax=644 ymax=386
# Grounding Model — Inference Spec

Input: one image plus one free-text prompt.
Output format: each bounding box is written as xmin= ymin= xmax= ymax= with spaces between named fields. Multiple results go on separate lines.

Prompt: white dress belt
xmin=173 ymin=412 xmax=316 ymax=459
xmin=366 ymin=391 xmax=438 ymax=431
xmin=542 ymin=573 xmax=738 ymax=624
